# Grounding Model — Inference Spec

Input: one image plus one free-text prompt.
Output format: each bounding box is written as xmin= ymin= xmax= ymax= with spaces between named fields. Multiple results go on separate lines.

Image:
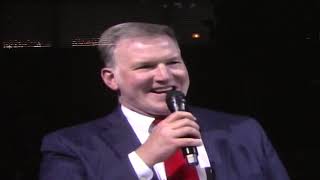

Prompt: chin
xmin=146 ymin=106 xmax=170 ymax=116
xmin=155 ymin=107 xmax=171 ymax=116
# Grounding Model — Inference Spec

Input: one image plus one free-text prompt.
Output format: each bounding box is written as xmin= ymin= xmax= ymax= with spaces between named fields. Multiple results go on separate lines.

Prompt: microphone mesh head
xmin=166 ymin=90 xmax=186 ymax=112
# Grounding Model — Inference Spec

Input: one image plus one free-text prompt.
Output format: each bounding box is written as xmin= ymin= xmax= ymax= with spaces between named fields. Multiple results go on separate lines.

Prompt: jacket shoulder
xmin=190 ymin=106 xmax=253 ymax=122
xmin=41 ymin=112 xmax=115 ymax=152
xmin=190 ymin=106 xmax=263 ymax=133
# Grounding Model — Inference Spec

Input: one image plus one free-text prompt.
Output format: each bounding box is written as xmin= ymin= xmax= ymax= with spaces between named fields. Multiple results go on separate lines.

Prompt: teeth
xmin=152 ymin=86 xmax=174 ymax=93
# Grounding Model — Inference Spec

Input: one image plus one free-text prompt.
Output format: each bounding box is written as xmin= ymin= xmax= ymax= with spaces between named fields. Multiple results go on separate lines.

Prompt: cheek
xmin=129 ymin=73 xmax=154 ymax=88
xmin=174 ymin=69 xmax=189 ymax=81
xmin=175 ymin=70 xmax=190 ymax=92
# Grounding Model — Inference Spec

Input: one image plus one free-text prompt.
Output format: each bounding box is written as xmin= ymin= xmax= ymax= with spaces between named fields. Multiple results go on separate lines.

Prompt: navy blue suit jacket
xmin=40 ymin=106 xmax=290 ymax=180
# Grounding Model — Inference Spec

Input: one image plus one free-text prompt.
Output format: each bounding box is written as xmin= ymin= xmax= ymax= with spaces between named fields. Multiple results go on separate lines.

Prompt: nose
xmin=154 ymin=64 xmax=171 ymax=82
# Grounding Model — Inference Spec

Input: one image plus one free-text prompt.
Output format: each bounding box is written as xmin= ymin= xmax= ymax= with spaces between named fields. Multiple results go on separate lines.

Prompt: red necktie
xmin=164 ymin=149 xmax=199 ymax=180
xmin=152 ymin=118 xmax=199 ymax=180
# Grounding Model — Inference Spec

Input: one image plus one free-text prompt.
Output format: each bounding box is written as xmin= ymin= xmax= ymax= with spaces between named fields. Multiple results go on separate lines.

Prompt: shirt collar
xmin=121 ymin=105 xmax=155 ymax=143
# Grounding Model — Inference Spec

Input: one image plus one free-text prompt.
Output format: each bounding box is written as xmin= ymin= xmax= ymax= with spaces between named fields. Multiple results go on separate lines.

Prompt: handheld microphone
xmin=166 ymin=90 xmax=199 ymax=165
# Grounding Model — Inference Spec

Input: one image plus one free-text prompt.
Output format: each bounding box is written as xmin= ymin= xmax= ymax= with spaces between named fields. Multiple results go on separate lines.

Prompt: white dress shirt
xmin=122 ymin=105 xmax=211 ymax=180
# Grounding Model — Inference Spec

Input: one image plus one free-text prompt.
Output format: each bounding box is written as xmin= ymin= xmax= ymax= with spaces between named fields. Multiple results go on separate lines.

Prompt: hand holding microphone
xmin=166 ymin=90 xmax=199 ymax=165
xmin=135 ymin=90 xmax=201 ymax=167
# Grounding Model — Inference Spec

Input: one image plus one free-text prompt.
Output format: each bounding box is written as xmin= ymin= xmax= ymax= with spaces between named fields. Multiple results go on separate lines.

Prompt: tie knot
xmin=149 ymin=116 xmax=165 ymax=133
xmin=152 ymin=118 xmax=163 ymax=125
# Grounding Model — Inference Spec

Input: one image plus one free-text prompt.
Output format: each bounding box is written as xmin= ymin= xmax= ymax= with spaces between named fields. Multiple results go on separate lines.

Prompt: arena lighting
xmin=3 ymin=40 xmax=52 ymax=48
xmin=71 ymin=38 xmax=99 ymax=47
xmin=191 ymin=32 xmax=201 ymax=39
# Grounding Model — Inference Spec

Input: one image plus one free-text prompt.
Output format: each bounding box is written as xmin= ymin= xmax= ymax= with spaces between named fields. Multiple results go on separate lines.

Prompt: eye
xmin=167 ymin=60 xmax=181 ymax=66
xmin=135 ymin=63 xmax=155 ymax=70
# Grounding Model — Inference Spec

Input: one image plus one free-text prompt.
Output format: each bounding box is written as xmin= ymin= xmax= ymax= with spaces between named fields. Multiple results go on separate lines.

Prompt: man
xmin=40 ymin=22 xmax=290 ymax=180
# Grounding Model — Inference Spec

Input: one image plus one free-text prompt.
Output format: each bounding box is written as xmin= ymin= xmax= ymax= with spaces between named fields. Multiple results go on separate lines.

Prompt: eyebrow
xmin=131 ymin=57 xmax=181 ymax=69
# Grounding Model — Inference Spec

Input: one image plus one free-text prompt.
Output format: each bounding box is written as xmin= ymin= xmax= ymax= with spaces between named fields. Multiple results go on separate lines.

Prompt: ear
xmin=101 ymin=67 xmax=119 ymax=91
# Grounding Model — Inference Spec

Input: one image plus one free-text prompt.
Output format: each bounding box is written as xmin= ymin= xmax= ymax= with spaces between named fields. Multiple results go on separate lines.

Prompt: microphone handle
xmin=174 ymin=102 xmax=199 ymax=165
xmin=166 ymin=90 xmax=199 ymax=165
xmin=182 ymin=146 xmax=199 ymax=165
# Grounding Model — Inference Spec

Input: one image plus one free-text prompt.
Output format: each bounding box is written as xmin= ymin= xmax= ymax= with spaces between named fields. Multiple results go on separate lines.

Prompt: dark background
xmin=1 ymin=0 xmax=319 ymax=179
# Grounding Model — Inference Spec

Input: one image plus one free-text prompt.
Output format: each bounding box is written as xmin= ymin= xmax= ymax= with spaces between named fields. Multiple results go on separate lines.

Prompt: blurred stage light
xmin=191 ymin=32 xmax=201 ymax=39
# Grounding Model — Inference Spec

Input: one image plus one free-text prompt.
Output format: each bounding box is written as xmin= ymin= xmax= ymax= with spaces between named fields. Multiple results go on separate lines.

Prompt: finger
xmin=170 ymin=118 xmax=200 ymax=130
xmin=165 ymin=111 xmax=197 ymax=123
xmin=172 ymin=126 xmax=201 ymax=139
xmin=175 ymin=138 xmax=203 ymax=147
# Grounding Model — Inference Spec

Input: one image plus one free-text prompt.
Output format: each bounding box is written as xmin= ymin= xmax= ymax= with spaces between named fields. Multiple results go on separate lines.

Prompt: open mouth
xmin=150 ymin=86 xmax=176 ymax=94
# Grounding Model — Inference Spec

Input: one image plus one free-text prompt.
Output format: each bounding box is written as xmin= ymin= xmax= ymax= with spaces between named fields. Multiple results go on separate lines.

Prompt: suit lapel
xmin=191 ymin=108 xmax=225 ymax=179
xmin=98 ymin=107 xmax=141 ymax=158
xmin=97 ymin=107 xmax=160 ymax=180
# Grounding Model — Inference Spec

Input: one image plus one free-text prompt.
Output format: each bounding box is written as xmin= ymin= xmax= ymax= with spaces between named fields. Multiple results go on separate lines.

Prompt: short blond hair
xmin=98 ymin=22 xmax=178 ymax=67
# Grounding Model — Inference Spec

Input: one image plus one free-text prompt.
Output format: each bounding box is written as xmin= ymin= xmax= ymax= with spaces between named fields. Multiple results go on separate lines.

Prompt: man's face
xmin=102 ymin=35 xmax=190 ymax=116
